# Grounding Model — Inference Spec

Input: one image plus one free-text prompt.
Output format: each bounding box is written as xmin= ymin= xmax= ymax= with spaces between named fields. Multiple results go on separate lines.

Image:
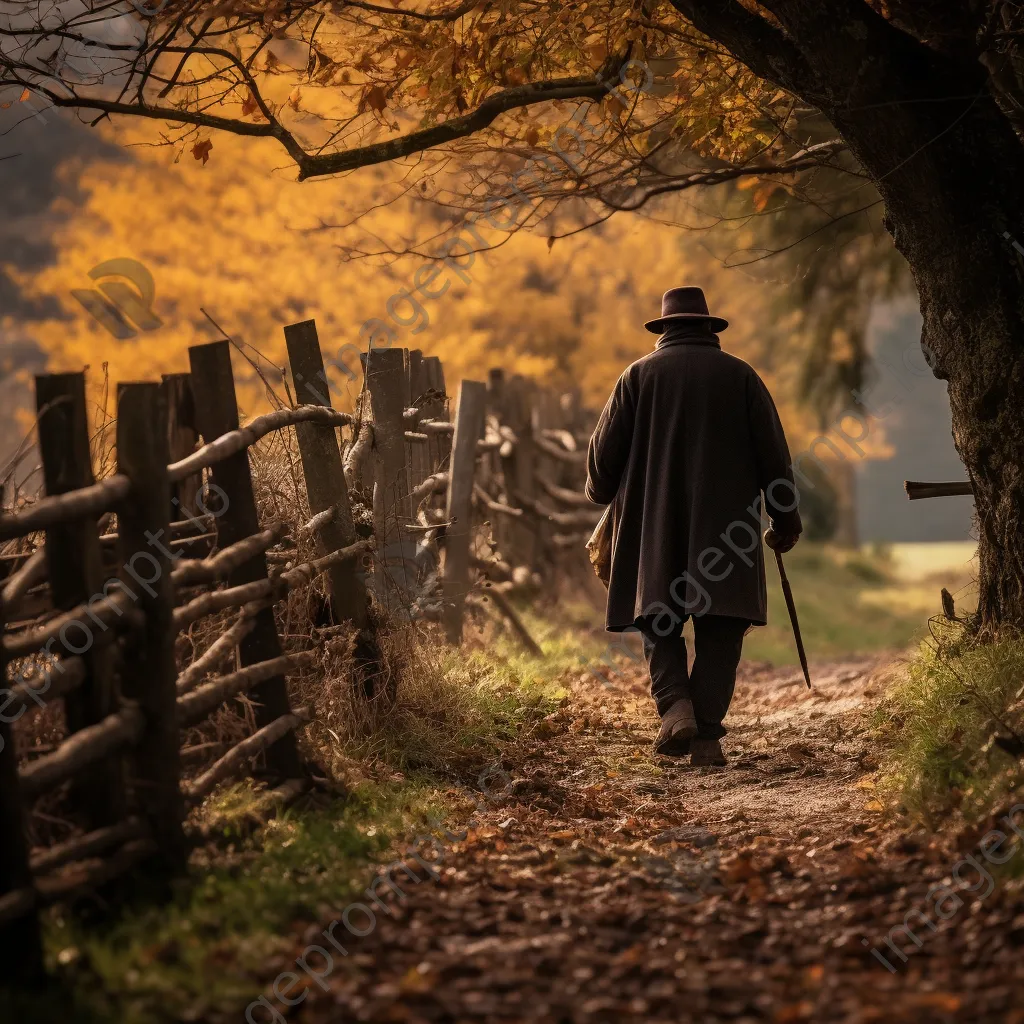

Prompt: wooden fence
xmin=0 ymin=319 xmax=598 ymax=981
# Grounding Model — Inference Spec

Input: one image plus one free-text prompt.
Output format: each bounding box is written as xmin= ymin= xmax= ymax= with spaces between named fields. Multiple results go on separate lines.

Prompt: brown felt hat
xmin=644 ymin=286 xmax=729 ymax=334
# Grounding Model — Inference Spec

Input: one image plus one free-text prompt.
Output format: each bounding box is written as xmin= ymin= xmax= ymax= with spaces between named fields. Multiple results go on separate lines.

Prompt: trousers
xmin=638 ymin=614 xmax=748 ymax=740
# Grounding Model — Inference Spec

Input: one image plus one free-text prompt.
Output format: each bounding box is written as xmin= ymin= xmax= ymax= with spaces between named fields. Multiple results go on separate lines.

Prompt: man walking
xmin=586 ymin=287 xmax=802 ymax=766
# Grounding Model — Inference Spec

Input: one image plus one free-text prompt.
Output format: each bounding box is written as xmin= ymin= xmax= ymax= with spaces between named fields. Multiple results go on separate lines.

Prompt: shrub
xmin=876 ymin=620 xmax=1024 ymax=828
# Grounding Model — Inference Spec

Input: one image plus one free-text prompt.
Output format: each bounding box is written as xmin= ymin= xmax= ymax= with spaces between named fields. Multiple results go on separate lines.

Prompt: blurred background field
xmin=742 ymin=540 xmax=977 ymax=665
xmin=510 ymin=541 xmax=980 ymax=677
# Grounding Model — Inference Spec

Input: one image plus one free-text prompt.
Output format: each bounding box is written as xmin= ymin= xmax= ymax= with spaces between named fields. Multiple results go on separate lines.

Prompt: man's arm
xmin=586 ymin=371 xmax=636 ymax=505
xmin=748 ymin=373 xmax=802 ymax=544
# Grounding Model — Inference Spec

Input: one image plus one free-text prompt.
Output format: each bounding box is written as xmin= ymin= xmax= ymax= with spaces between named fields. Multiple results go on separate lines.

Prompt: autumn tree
xmin=3 ymin=0 xmax=1023 ymax=630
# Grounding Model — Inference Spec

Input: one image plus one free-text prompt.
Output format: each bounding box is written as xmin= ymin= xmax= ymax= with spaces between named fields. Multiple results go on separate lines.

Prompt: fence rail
xmin=0 ymin=319 xmax=598 ymax=982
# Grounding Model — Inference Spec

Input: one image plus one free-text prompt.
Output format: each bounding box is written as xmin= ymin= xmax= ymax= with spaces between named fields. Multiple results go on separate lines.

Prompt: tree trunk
xmin=833 ymin=62 xmax=1024 ymax=631
xmin=673 ymin=0 xmax=1024 ymax=631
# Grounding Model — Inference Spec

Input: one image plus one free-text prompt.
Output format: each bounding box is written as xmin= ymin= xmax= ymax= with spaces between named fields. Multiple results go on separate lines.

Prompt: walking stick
xmin=764 ymin=529 xmax=811 ymax=689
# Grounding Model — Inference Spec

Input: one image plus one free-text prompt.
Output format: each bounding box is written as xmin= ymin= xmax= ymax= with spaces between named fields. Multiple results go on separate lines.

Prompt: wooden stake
xmin=161 ymin=373 xmax=201 ymax=522
xmin=115 ymin=382 xmax=186 ymax=871
xmin=486 ymin=368 xmax=511 ymax=555
xmin=407 ymin=349 xmax=428 ymax=490
xmin=420 ymin=356 xmax=447 ymax=482
xmin=35 ymin=372 xmax=124 ymax=827
xmin=0 ymin=600 xmax=44 ymax=981
xmin=364 ymin=347 xmax=413 ymax=533
xmin=363 ymin=348 xmax=414 ymax=610
xmin=187 ymin=341 xmax=301 ymax=779
xmin=503 ymin=375 xmax=539 ymax=567
xmin=284 ymin=320 xmax=368 ymax=629
xmin=443 ymin=380 xmax=487 ymax=643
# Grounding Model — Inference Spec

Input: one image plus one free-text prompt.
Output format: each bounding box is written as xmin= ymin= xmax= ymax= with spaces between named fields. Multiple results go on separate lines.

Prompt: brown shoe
xmin=654 ymin=699 xmax=698 ymax=756
xmin=690 ymin=738 xmax=727 ymax=766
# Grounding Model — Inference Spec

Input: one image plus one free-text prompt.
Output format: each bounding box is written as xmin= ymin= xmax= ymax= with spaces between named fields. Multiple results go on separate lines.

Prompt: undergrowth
xmin=296 ymin=619 xmax=561 ymax=784
xmin=875 ymin=621 xmax=1024 ymax=829
xmin=743 ymin=543 xmax=965 ymax=665
xmin=2 ymin=619 xmax=567 ymax=1024
xmin=11 ymin=782 xmax=443 ymax=1024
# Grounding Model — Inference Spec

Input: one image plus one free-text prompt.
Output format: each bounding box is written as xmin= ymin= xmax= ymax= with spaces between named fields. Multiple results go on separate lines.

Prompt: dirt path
xmin=277 ymin=656 xmax=1024 ymax=1024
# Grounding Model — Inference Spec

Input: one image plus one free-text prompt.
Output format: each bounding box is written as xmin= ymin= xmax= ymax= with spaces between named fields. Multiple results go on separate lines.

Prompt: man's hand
xmin=764 ymin=528 xmax=800 ymax=554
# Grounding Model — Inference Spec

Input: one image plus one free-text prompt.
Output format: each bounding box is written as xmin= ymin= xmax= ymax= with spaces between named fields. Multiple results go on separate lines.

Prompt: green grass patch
xmin=508 ymin=545 xmax=970 ymax=672
xmin=4 ymin=781 xmax=447 ymax=1024
xmin=875 ymin=623 xmax=1024 ymax=828
xmin=743 ymin=543 xmax=960 ymax=665
xmin=3 ymin=627 xmax=562 ymax=1024
xmin=298 ymin=622 xmax=562 ymax=782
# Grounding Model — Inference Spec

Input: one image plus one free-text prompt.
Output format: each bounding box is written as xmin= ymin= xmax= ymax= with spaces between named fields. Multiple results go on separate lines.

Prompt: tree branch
xmin=667 ymin=0 xmax=821 ymax=98
xmin=295 ymin=74 xmax=624 ymax=180
xmin=340 ymin=0 xmax=483 ymax=22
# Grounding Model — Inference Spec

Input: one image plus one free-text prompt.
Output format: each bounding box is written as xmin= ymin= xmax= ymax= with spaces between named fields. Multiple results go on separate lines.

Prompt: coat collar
xmin=655 ymin=329 xmax=721 ymax=350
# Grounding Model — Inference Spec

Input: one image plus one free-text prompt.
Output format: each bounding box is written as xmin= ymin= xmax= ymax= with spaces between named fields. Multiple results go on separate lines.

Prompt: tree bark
xmin=816 ymin=20 xmax=1024 ymax=631
xmin=672 ymin=0 xmax=1024 ymax=630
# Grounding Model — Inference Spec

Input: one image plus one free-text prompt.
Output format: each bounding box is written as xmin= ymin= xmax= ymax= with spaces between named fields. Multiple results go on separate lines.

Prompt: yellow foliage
xmin=5 ymin=117 xmax=860 ymax=460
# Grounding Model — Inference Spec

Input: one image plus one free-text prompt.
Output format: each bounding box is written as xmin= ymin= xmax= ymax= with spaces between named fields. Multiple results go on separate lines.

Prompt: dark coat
xmin=586 ymin=330 xmax=802 ymax=632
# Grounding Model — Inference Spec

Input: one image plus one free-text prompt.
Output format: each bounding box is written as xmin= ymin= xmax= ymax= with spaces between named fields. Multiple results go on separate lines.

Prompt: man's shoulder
xmin=630 ymin=345 xmax=760 ymax=378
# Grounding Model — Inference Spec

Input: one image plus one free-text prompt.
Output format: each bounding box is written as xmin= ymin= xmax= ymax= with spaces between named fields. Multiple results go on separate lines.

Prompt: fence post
xmin=443 ymin=380 xmax=488 ymax=643
xmin=532 ymin=387 xmax=562 ymax=573
xmin=35 ymin=372 xmax=124 ymax=827
xmin=363 ymin=348 xmax=413 ymax=610
xmin=283 ymin=320 xmax=368 ymax=629
xmin=486 ymin=367 xmax=510 ymax=550
xmin=408 ymin=350 xmax=426 ymax=403
xmin=363 ymin=348 xmax=412 ymax=535
xmin=187 ymin=341 xmax=301 ymax=780
xmin=0 ymin=607 xmax=44 ymax=981
xmin=162 ymin=373 xmax=202 ymax=521
xmin=419 ymin=355 xmax=447 ymax=478
xmin=423 ymin=355 xmax=451 ymax=469
xmin=502 ymin=374 xmax=538 ymax=567
xmin=407 ymin=349 xmax=428 ymax=491
xmin=115 ymin=382 xmax=186 ymax=871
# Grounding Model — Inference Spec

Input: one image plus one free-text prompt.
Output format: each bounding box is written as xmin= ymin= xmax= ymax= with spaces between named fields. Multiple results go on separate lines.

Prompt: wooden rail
xmin=904 ymin=479 xmax=974 ymax=500
xmin=0 ymin=319 xmax=600 ymax=983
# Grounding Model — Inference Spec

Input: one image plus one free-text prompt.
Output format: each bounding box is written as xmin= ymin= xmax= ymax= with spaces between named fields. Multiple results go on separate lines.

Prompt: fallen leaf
xmin=725 ymin=852 xmax=758 ymax=883
xmin=910 ymin=993 xmax=960 ymax=1012
xmin=616 ymin=943 xmax=645 ymax=964
xmin=745 ymin=875 xmax=769 ymax=901
xmin=399 ymin=962 xmax=435 ymax=993
xmin=774 ymin=1001 xmax=813 ymax=1022
xmin=362 ymin=84 xmax=387 ymax=113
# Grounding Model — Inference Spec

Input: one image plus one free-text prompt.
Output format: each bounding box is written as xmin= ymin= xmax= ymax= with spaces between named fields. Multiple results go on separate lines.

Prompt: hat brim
xmin=644 ymin=313 xmax=729 ymax=334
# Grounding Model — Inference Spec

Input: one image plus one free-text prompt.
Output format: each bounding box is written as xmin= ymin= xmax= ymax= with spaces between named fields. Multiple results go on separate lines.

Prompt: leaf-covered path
xmin=271 ymin=655 xmax=1024 ymax=1024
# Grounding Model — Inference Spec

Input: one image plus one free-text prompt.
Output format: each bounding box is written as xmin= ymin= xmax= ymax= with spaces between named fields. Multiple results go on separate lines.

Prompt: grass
xmin=491 ymin=544 xmax=976 ymax=674
xmin=2 ymin=625 xmax=564 ymax=1024
xmin=875 ymin=622 xmax=1024 ymax=829
xmin=742 ymin=543 xmax=975 ymax=665
xmin=6 ymin=782 xmax=444 ymax=1024
xmin=296 ymin=621 xmax=562 ymax=782
xmin=0 ymin=544 xmax=981 ymax=1021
